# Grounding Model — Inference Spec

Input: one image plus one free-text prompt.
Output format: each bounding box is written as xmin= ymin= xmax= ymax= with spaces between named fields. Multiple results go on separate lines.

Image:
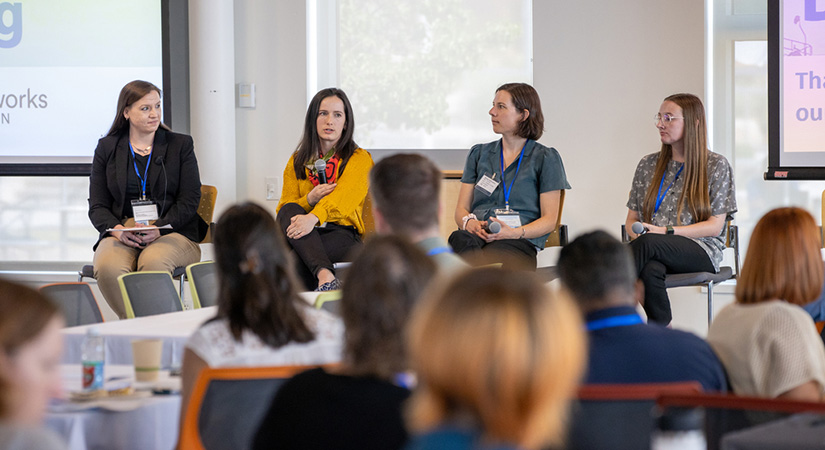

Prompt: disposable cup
xmin=131 ymin=339 xmax=162 ymax=382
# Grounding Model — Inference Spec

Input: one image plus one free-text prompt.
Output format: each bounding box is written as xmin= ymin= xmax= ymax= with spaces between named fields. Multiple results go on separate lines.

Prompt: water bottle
xmin=651 ymin=406 xmax=706 ymax=450
xmin=81 ymin=327 xmax=105 ymax=391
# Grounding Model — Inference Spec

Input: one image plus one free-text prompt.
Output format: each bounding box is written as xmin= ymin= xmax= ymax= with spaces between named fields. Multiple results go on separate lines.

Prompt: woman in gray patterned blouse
xmin=625 ymin=93 xmax=737 ymax=325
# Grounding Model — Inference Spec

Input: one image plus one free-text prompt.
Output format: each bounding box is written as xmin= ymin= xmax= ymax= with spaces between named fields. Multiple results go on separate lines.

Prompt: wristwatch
xmin=666 ymin=225 xmax=674 ymax=235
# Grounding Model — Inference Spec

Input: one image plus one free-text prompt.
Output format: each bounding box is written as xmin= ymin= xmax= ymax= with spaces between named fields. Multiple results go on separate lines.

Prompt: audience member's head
xmin=557 ymin=230 xmax=637 ymax=312
xmin=737 ymin=207 xmax=823 ymax=306
xmin=340 ymin=235 xmax=436 ymax=380
xmin=370 ymin=154 xmax=442 ymax=236
xmin=214 ymin=202 xmax=314 ymax=348
xmin=407 ymin=268 xmax=585 ymax=450
xmin=0 ymin=280 xmax=63 ymax=424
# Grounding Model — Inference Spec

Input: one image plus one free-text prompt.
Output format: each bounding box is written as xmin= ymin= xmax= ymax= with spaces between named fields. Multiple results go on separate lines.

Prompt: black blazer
xmin=88 ymin=128 xmax=205 ymax=249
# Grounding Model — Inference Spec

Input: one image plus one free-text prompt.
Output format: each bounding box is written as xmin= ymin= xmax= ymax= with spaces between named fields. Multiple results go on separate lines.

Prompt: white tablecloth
xmin=61 ymin=307 xmax=217 ymax=367
xmin=46 ymin=365 xmax=181 ymax=450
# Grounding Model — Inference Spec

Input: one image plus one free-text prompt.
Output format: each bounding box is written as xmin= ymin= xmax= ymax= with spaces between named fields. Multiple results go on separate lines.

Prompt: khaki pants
xmin=93 ymin=232 xmax=201 ymax=319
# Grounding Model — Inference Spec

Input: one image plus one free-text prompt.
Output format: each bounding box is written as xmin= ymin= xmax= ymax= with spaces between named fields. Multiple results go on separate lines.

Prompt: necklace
xmin=131 ymin=144 xmax=152 ymax=156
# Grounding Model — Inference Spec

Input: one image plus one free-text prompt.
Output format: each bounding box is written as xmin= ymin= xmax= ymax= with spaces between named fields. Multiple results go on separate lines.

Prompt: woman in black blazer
xmin=88 ymin=80 xmax=205 ymax=318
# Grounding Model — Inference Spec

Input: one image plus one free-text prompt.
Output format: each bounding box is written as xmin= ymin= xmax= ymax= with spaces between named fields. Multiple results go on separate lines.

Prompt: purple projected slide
xmin=782 ymin=0 xmax=825 ymax=154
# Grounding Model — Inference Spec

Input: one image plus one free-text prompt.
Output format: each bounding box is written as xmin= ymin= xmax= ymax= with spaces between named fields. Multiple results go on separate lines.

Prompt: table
xmin=46 ymin=365 xmax=182 ymax=450
xmin=61 ymin=306 xmax=217 ymax=368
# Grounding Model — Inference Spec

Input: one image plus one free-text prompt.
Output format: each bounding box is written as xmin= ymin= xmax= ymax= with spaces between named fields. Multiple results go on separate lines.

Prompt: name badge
xmin=494 ymin=208 xmax=522 ymax=228
xmin=131 ymin=200 xmax=159 ymax=225
xmin=474 ymin=173 xmax=500 ymax=197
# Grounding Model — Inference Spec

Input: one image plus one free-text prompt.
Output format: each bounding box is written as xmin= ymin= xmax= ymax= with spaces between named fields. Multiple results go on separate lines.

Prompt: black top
xmin=252 ymin=367 xmax=411 ymax=450
xmin=88 ymin=128 xmax=205 ymax=249
xmin=125 ymin=153 xmax=151 ymax=217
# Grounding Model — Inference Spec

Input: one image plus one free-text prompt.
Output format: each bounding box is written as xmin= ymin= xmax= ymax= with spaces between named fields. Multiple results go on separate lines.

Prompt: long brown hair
xmin=641 ymin=93 xmax=710 ymax=224
xmin=0 ymin=280 xmax=60 ymax=418
xmin=292 ymin=88 xmax=358 ymax=180
xmin=213 ymin=202 xmax=314 ymax=347
xmin=106 ymin=80 xmax=172 ymax=137
xmin=340 ymin=235 xmax=436 ymax=380
xmin=736 ymin=207 xmax=824 ymax=306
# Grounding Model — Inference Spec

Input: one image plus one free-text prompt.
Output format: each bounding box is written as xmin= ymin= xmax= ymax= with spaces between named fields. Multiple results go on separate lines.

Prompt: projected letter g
xmin=0 ymin=2 xmax=22 ymax=49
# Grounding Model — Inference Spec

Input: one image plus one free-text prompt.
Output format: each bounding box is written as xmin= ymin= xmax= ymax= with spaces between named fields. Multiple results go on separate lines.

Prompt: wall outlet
xmin=265 ymin=177 xmax=279 ymax=201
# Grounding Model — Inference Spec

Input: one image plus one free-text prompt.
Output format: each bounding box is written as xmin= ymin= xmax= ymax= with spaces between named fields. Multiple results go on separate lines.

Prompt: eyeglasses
xmin=654 ymin=113 xmax=684 ymax=125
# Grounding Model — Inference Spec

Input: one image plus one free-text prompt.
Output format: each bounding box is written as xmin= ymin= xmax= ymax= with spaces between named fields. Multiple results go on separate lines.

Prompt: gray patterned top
xmin=627 ymin=151 xmax=737 ymax=271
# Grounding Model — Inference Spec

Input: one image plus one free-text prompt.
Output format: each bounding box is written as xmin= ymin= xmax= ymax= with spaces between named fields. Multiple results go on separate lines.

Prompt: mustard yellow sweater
xmin=276 ymin=148 xmax=373 ymax=235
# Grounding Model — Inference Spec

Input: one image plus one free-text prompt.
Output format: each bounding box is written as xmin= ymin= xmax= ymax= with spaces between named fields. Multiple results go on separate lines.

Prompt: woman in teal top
xmin=450 ymin=83 xmax=570 ymax=270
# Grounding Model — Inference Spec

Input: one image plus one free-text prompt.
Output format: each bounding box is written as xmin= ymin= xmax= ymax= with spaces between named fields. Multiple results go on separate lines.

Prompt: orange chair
xmin=179 ymin=365 xmax=334 ymax=450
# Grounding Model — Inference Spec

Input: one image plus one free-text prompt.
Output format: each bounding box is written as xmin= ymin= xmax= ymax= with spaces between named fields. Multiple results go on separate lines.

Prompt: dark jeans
xmin=276 ymin=202 xmax=362 ymax=290
xmin=448 ymin=229 xmax=537 ymax=271
xmin=630 ymin=233 xmax=715 ymax=325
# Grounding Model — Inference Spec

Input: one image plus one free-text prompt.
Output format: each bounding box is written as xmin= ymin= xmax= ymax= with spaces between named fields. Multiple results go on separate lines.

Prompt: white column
xmin=189 ymin=0 xmax=237 ymax=215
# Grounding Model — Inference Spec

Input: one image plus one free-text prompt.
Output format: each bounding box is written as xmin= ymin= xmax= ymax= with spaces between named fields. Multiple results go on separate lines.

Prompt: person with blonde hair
xmin=708 ymin=207 xmax=825 ymax=401
xmin=405 ymin=268 xmax=586 ymax=450
xmin=0 ymin=280 xmax=67 ymax=449
xmin=625 ymin=93 xmax=737 ymax=325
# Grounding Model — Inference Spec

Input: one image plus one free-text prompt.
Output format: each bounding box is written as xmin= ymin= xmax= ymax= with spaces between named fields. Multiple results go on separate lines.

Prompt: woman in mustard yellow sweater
xmin=276 ymin=88 xmax=373 ymax=291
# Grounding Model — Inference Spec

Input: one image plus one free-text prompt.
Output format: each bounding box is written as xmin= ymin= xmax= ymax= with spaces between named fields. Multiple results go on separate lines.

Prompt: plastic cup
xmin=131 ymin=339 xmax=162 ymax=382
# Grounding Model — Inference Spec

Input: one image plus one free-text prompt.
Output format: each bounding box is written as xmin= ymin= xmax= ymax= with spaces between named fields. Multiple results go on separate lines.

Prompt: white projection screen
xmin=0 ymin=0 xmax=189 ymax=175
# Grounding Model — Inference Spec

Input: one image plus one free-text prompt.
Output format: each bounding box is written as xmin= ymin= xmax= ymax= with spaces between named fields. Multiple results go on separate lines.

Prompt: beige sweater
xmin=707 ymin=300 xmax=825 ymax=398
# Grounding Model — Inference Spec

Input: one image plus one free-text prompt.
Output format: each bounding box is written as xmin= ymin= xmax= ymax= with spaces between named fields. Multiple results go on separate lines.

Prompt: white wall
xmin=233 ymin=0 xmax=307 ymax=209
xmin=534 ymin=1 xmax=705 ymax=240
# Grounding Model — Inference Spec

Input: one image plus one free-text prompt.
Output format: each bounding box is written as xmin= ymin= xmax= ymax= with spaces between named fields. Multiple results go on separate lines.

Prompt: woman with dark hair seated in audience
xmin=253 ymin=235 xmax=437 ymax=450
xmin=708 ymin=207 xmax=825 ymax=401
xmin=0 ymin=280 xmax=67 ymax=450
xmin=180 ymin=202 xmax=344 ymax=430
xmin=405 ymin=268 xmax=586 ymax=450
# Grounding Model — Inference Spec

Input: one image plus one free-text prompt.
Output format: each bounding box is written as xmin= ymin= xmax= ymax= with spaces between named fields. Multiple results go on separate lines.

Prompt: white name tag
xmin=474 ymin=173 xmax=500 ymax=197
xmin=494 ymin=208 xmax=522 ymax=228
xmin=131 ymin=200 xmax=159 ymax=225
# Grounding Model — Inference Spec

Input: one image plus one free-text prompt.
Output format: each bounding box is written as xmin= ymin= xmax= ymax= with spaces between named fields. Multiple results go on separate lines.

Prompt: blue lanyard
xmin=654 ymin=164 xmax=683 ymax=214
xmin=499 ymin=140 xmax=528 ymax=209
xmin=586 ymin=314 xmax=644 ymax=331
xmin=129 ymin=143 xmax=152 ymax=200
xmin=427 ymin=246 xmax=453 ymax=256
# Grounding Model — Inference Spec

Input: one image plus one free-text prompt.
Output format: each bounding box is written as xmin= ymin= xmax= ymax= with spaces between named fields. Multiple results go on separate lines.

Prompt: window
xmin=308 ymin=0 xmax=532 ymax=149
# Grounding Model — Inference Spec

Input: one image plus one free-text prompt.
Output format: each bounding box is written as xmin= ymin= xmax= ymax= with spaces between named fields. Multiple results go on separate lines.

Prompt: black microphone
xmin=314 ymin=159 xmax=327 ymax=184
xmin=631 ymin=221 xmax=647 ymax=236
xmin=485 ymin=221 xmax=501 ymax=234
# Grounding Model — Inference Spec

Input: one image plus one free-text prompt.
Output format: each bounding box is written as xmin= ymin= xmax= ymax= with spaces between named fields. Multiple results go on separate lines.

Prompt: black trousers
xmin=276 ymin=202 xmax=362 ymax=290
xmin=630 ymin=233 xmax=715 ymax=325
xmin=448 ymin=230 xmax=537 ymax=271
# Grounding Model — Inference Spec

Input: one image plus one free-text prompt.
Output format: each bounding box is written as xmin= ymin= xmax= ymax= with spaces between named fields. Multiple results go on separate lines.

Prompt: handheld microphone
xmin=631 ymin=221 xmax=647 ymax=236
xmin=314 ymin=159 xmax=327 ymax=184
xmin=485 ymin=221 xmax=501 ymax=234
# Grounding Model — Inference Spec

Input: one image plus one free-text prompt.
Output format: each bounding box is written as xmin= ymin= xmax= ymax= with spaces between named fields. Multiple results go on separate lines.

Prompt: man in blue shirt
xmin=557 ymin=230 xmax=728 ymax=392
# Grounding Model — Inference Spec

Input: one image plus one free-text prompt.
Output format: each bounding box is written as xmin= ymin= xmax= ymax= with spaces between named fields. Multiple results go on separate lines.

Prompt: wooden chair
xmin=179 ymin=365 xmax=328 ymax=450
xmin=186 ymin=261 xmax=217 ymax=309
xmin=536 ymin=189 xmax=568 ymax=281
xmin=657 ymin=392 xmax=825 ymax=450
xmin=117 ymin=271 xmax=183 ymax=319
xmin=622 ymin=221 xmax=741 ymax=324
xmin=79 ymin=184 xmax=218 ymax=298
xmin=39 ymin=282 xmax=104 ymax=327
xmin=566 ymin=382 xmax=703 ymax=450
